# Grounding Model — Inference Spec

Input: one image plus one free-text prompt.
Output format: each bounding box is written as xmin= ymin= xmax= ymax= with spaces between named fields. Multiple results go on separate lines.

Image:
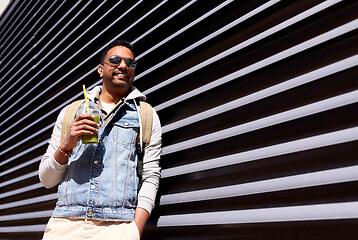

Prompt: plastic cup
xmin=79 ymin=103 xmax=100 ymax=144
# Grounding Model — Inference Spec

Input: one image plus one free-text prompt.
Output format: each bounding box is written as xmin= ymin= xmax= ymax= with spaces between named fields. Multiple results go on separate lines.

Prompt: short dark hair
xmin=100 ymin=39 xmax=135 ymax=64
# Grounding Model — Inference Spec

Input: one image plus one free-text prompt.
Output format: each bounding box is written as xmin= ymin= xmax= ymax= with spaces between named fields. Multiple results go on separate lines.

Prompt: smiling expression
xmin=97 ymin=46 xmax=135 ymax=90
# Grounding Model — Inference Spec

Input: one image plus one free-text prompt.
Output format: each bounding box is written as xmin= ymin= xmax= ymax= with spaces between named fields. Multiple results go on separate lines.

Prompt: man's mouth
xmin=113 ymin=73 xmax=128 ymax=79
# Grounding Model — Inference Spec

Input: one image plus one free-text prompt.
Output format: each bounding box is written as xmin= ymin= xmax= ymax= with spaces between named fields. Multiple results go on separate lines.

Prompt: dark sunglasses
xmin=105 ymin=55 xmax=137 ymax=70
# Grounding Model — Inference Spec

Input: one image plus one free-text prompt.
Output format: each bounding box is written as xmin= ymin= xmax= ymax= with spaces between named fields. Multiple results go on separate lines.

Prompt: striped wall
xmin=1 ymin=0 xmax=357 ymax=239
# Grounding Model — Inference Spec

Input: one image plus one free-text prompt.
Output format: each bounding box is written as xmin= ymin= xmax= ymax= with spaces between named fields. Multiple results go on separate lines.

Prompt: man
xmin=39 ymin=39 xmax=162 ymax=239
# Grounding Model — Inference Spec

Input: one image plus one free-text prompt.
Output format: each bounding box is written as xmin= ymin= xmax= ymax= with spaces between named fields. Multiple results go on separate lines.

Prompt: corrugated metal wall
xmin=1 ymin=0 xmax=357 ymax=239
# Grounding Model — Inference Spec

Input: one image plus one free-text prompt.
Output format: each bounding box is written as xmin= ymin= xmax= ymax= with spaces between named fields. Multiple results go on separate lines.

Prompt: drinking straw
xmin=82 ymin=85 xmax=91 ymax=114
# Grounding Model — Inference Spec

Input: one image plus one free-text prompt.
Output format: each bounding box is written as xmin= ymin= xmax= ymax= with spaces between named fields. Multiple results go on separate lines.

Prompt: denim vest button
xmin=94 ymin=160 xmax=99 ymax=165
xmin=91 ymin=185 xmax=97 ymax=189
xmin=125 ymin=121 xmax=129 ymax=126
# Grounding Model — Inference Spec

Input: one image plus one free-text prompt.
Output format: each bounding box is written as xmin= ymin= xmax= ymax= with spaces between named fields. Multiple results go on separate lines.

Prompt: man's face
xmin=97 ymin=46 xmax=135 ymax=90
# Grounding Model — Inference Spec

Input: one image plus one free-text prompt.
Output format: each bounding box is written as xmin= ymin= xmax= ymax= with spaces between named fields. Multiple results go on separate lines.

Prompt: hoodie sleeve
xmin=137 ymin=108 xmax=162 ymax=214
xmin=39 ymin=107 xmax=68 ymax=188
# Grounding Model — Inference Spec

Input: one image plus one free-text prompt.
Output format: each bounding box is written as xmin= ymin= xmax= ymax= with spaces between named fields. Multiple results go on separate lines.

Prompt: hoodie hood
xmin=87 ymin=85 xmax=147 ymax=102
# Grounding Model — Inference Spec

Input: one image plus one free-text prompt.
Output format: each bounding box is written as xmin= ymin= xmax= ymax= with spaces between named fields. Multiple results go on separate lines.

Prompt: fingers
xmin=73 ymin=123 xmax=99 ymax=136
xmin=75 ymin=113 xmax=97 ymax=123
xmin=71 ymin=114 xmax=99 ymax=135
xmin=61 ymin=114 xmax=100 ymax=150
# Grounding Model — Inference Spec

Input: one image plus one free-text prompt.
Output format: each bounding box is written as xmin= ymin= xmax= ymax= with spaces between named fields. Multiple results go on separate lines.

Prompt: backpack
xmin=60 ymin=99 xmax=153 ymax=188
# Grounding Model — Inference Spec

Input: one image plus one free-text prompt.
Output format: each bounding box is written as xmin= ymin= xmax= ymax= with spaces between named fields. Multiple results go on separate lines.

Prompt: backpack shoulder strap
xmin=61 ymin=100 xmax=84 ymax=143
xmin=136 ymin=101 xmax=153 ymax=189
xmin=139 ymin=101 xmax=153 ymax=147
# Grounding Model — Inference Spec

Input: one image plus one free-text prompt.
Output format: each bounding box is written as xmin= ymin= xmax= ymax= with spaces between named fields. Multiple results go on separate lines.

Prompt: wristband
xmin=59 ymin=145 xmax=71 ymax=157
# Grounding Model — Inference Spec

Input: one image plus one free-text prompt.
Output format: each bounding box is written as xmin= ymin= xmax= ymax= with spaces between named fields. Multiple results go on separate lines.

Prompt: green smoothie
xmin=82 ymin=115 xmax=100 ymax=144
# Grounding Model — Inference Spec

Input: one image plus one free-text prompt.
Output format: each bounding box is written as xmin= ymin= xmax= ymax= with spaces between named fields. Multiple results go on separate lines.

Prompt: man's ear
xmin=97 ymin=65 xmax=103 ymax=78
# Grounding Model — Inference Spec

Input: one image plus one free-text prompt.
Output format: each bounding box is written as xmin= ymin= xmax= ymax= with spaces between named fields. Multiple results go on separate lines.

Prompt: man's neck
xmin=101 ymin=85 xmax=130 ymax=104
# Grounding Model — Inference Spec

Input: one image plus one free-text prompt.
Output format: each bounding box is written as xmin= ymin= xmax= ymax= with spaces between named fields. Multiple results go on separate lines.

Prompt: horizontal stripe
xmin=0 ymin=171 xmax=38 ymax=188
xmin=0 ymin=210 xmax=53 ymax=221
xmin=163 ymin=89 xmax=358 ymax=154
xmin=0 ymin=1 xmax=59 ymax=66
xmin=162 ymin=56 xmax=358 ymax=133
xmin=0 ymin=183 xmax=44 ymax=199
xmin=145 ymin=0 xmax=343 ymax=97
xmin=0 ymin=0 xmax=30 ymax=43
xmin=0 ymin=193 xmax=57 ymax=210
xmin=0 ymin=68 xmax=95 ymax=138
xmin=158 ymin=201 xmax=358 ymax=226
xmin=0 ymin=224 xmax=47 ymax=233
xmin=154 ymin=18 xmax=357 ymax=111
xmin=160 ymin=165 xmax=358 ymax=205
xmin=0 ymin=0 xmax=83 ymax=89
xmin=0 ymin=141 xmax=47 ymax=167
xmin=1 ymin=0 xmax=46 ymax=56
xmin=1 ymin=0 xmax=92 ymax=95
xmin=0 ymin=0 xmax=134 ymax=109
xmin=0 ymin=1 xmax=26 ymax=38
xmin=136 ymin=0 xmax=280 ymax=80
xmin=0 ymin=156 xmax=41 ymax=177
xmin=133 ymin=0 xmax=199 ymax=45
xmin=162 ymin=127 xmax=358 ymax=178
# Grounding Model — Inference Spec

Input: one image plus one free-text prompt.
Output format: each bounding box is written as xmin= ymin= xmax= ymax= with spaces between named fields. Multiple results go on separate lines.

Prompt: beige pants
xmin=42 ymin=217 xmax=140 ymax=240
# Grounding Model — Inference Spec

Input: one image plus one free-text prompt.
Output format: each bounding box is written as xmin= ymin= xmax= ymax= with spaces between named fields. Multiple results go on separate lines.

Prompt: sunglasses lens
xmin=125 ymin=58 xmax=137 ymax=69
xmin=109 ymin=55 xmax=121 ymax=65
xmin=107 ymin=56 xmax=137 ymax=69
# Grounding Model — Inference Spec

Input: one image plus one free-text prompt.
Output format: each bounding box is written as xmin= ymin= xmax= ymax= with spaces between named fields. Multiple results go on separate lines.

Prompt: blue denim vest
xmin=52 ymin=100 xmax=140 ymax=221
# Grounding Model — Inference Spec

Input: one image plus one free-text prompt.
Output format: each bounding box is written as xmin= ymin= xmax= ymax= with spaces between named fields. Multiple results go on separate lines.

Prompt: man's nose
xmin=117 ymin=59 xmax=127 ymax=69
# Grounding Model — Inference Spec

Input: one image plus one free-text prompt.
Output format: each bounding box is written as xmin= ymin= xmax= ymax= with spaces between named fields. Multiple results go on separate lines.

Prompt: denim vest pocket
xmin=112 ymin=118 xmax=139 ymax=146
